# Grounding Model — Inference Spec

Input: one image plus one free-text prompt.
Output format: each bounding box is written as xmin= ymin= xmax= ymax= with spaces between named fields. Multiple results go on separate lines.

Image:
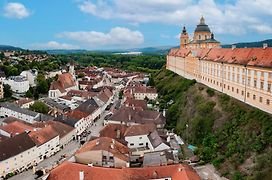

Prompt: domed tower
xmin=193 ymin=16 xmax=212 ymax=41
xmin=180 ymin=26 xmax=189 ymax=48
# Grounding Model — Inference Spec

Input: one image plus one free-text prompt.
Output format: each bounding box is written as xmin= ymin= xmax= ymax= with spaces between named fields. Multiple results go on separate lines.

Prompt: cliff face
xmin=154 ymin=68 xmax=272 ymax=180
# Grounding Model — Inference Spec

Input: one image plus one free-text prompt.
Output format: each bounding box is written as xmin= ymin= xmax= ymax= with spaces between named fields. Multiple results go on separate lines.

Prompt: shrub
xmin=206 ymin=88 xmax=215 ymax=97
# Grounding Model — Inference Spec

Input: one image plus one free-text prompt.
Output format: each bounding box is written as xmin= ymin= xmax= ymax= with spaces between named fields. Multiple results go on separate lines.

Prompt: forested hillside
xmin=154 ymin=68 xmax=272 ymax=180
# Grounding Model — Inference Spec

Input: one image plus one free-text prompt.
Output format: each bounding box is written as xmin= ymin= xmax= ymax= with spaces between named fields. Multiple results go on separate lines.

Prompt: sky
xmin=0 ymin=0 xmax=272 ymax=50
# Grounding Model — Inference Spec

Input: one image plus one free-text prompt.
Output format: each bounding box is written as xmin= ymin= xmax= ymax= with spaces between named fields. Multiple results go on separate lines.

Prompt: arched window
xmin=199 ymin=35 xmax=201 ymax=40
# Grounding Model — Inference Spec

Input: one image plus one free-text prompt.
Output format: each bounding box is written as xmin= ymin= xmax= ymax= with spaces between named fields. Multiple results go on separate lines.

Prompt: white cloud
xmin=57 ymin=27 xmax=144 ymax=48
xmin=78 ymin=0 xmax=272 ymax=35
xmin=4 ymin=2 xmax=30 ymax=19
xmin=31 ymin=41 xmax=80 ymax=50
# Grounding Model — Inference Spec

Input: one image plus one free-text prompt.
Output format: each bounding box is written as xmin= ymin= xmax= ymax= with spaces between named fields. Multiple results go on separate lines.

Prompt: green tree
xmin=30 ymin=101 xmax=49 ymax=114
xmin=77 ymin=73 xmax=85 ymax=78
xmin=3 ymin=84 xmax=12 ymax=98
xmin=25 ymin=87 xmax=34 ymax=98
xmin=36 ymin=74 xmax=49 ymax=94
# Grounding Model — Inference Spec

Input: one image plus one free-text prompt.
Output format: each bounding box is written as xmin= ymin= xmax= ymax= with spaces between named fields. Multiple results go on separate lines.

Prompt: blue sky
xmin=0 ymin=0 xmax=272 ymax=50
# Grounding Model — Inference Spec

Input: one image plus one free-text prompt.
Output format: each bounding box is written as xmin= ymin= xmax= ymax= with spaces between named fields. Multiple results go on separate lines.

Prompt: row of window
xmin=201 ymin=76 xmax=271 ymax=106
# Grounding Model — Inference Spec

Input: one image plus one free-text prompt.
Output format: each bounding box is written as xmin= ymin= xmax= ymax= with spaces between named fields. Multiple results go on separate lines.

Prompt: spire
xmin=200 ymin=16 xmax=205 ymax=25
xmin=211 ymin=33 xmax=214 ymax=39
xmin=182 ymin=26 xmax=187 ymax=34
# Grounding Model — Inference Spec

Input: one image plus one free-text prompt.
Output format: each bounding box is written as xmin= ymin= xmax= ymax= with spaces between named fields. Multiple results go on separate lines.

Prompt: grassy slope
xmin=154 ymin=68 xmax=272 ymax=180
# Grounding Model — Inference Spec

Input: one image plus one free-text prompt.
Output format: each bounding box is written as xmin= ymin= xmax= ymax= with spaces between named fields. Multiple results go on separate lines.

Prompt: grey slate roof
xmin=108 ymin=107 xmax=166 ymax=125
xmin=148 ymin=130 xmax=164 ymax=148
xmin=76 ymin=98 xmax=98 ymax=114
xmin=43 ymin=98 xmax=70 ymax=111
xmin=143 ymin=150 xmax=174 ymax=167
xmin=0 ymin=102 xmax=39 ymax=117
xmin=54 ymin=115 xmax=79 ymax=127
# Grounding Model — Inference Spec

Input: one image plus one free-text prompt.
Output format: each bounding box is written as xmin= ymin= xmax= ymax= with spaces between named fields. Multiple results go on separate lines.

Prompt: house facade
xmin=0 ymin=133 xmax=38 ymax=178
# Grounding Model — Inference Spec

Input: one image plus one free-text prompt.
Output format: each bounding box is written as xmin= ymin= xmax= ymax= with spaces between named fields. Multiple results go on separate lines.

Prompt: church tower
xmin=180 ymin=26 xmax=189 ymax=48
xmin=69 ymin=61 xmax=75 ymax=76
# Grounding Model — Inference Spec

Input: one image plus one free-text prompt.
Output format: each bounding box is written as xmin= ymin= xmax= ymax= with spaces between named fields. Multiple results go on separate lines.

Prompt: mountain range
xmin=1 ymin=39 xmax=272 ymax=55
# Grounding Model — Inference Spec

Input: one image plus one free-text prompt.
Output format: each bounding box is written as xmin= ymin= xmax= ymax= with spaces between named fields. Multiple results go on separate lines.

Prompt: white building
xmin=0 ymin=133 xmax=38 ymax=177
xmin=29 ymin=126 xmax=60 ymax=162
xmin=124 ymin=124 xmax=170 ymax=154
xmin=0 ymin=103 xmax=39 ymax=124
xmin=2 ymin=76 xmax=29 ymax=93
xmin=20 ymin=69 xmax=38 ymax=87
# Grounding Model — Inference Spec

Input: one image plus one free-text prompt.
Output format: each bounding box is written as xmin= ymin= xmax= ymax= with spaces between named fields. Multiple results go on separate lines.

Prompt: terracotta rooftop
xmin=29 ymin=126 xmax=59 ymax=146
xmin=14 ymin=98 xmax=34 ymax=106
xmin=124 ymin=99 xmax=147 ymax=111
xmin=32 ymin=121 xmax=75 ymax=138
xmin=169 ymin=47 xmax=272 ymax=68
xmin=47 ymin=162 xmax=200 ymax=180
xmin=124 ymin=124 xmax=156 ymax=137
xmin=76 ymin=137 xmax=130 ymax=162
xmin=67 ymin=90 xmax=97 ymax=98
xmin=0 ymin=121 xmax=34 ymax=137
xmin=65 ymin=109 xmax=90 ymax=120
xmin=99 ymin=124 xmax=128 ymax=144
xmin=50 ymin=73 xmax=76 ymax=92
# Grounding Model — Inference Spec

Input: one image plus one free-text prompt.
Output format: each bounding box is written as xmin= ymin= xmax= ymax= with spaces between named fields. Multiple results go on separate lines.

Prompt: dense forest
xmin=53 ymin=53 xmax=166 ymax=73
xmin=154 ymin=68 xmax=272 ymax=180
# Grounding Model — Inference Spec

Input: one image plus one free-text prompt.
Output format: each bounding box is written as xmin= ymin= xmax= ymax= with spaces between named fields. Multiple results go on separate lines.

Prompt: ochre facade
xmin=167 ymin=48 xmax=272 ymax=114
xmin=180 ymin=17 xmax=220 ymax=49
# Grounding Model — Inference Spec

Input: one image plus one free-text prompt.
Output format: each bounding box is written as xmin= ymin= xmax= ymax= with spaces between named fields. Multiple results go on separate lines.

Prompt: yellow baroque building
xmin=180 ymin=17 xmax=220 ymax=49
xmin=167 ymin=29 xmax=272 ymax=114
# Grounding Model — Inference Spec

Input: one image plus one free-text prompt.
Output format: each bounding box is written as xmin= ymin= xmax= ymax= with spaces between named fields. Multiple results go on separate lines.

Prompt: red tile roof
xmin=169 ymin=47 xmax=272 ymax=68
xmin=124 ymin=124 xmax=156 ymax=137
xmin=0 ymin=121 xmax=34 ymax=137
xmin=29 ymin=126 xmax=59 ymax=146
xmin=14 ymin=98 xmax=34 ymax=106
xmin=48 ymin=162 xmax=200 ymax=180
xmin=99 ymin=124 xmax=128 ymax=145
xmin=65 ymin=109 xmax=90 ymax=120
xmin=50 ymin=73 xmax=76 ymax=92
xmin=76 ymin=137 xmax=129 ymax=162
xmin=124 ymin=99 xmax=147 ymax=111
xmin=67 ymin=90 xmax=97 ymax=98
xmin=32 ymin=121 xmax=75 ymax=138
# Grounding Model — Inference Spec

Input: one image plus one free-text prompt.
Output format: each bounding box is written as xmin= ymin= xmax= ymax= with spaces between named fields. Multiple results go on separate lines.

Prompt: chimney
xmin=232 ymin=44 xmax=236 ymax=50
xmin=110 ymin=143 xmax=114 ymax=149
xmin=96 ymin=139 xmax=99 ymax=145
xmin=178 ymin=168 xmax=182 ymax=172
xmin=263 ymin=43 xmax=268 ymax=49
xmin=128 ymin=114 xmax=131 ymax=121
xmin=116 ymin=129 xmax=121 ymax=139
xmin=79 ymin=171 xmax=84 ymax=180
xmin=112 ymin=139 xmax=115 ymax=144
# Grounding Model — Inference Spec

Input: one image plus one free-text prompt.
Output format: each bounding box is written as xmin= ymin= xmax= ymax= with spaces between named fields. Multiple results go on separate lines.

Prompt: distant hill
xmin=0 ymin=45 xmax=23 ymax=51
xmin=222 ymin=39 xmax=272 ymax=48
xmin=45 ymin=49 xmax=88 ymax=55
xmin=128 ymin=46 xmax=174 ymax=55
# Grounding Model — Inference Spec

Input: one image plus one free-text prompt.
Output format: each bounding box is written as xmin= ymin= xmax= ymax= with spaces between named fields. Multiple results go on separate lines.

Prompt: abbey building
xmin=167 ymin=17 xmax=272 ymax=114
